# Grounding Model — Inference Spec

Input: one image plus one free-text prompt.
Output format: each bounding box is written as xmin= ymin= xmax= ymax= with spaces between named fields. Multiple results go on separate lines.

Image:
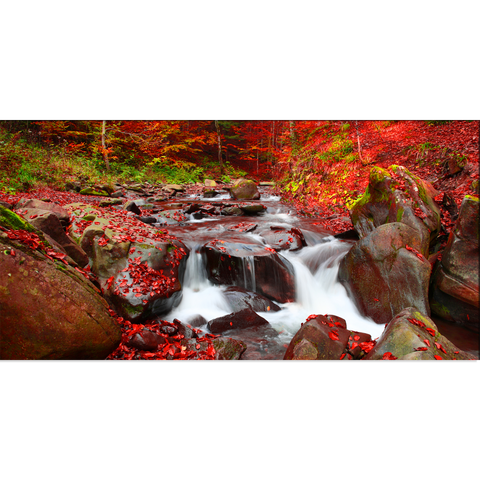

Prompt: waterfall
xmin=166 ymin=235 xmax=384 ymax=341
xmin=261 ymin=238 xmax=385 ymax=339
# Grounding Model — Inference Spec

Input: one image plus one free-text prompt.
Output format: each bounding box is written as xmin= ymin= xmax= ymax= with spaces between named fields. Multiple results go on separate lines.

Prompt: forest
xmin=0 ymin=119 xmax=478 ymax=360
xmin=1 ymin=120 xmax=478 ymax=219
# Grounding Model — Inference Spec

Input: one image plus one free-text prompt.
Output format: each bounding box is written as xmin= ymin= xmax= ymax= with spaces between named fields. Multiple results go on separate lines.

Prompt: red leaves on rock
xmin=359 ymin=341 xmax=376 ymax=353
xmin=382 ymin=352 xmax=397 ymax=360
xmin=328 ymin=330 xmax=339 ymax=341
xmin=425 ymin=328 xmax=436 ymax=337
xmin=408 ymin=317 xmax=426 ymax=329
xmin=434 ymin=355 xmax=443 ymax=360
xmin=415 ymin=347 xmax=428 ymax=351
xmin=424 ymin=339 xmax=431 ymax=347
xmin=435 ymin=342 xmax=447 ymax=354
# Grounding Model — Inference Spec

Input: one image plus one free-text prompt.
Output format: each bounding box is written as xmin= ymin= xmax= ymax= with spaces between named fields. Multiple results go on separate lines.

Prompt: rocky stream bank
xmin=1 ymin=173 xmax=478 ymax=360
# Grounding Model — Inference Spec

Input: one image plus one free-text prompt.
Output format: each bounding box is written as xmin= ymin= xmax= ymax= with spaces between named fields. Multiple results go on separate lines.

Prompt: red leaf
xmin=424 ymin=339 xmax=431 ymax=347
xmin=339 ymin=353 xmax=346 ymax=360
xmin=10 ymin=249 xmax=15 ymax=256
xmin=415 ymin=347 xmax=428 ymax=351
xmin=328 ymin=330 xmax=339 ymax=341
xmin=425 ymin=328 xmax=436 ymax=337
xmin=434 ymin=355 xmax=443 ymax=360
xmin=353 ymin=335 xmax=360 ymax=341
xmin=382 ymin=352 xmax=397 ymax=360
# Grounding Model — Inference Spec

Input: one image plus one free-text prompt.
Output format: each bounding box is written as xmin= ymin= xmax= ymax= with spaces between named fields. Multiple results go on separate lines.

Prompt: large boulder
xmin=15 ymin=198 xmax=71 ymax=227
xmin=364 ymin=307 xmax=476 ymax=360
xmin=66 ymin=203 xmax=189 ymax=322
xmin=0 ymin=218 xmax=121 ymax=359
xmin=284 ymin=314 xmax=372 ymax=360
xmin=338 ymin=222 xmax=432 ymax=324
xmin=430 ymin=195 xmax=479 ymax=331
xmin=201 ymin=238 xmax=296 ymax=303
xmin=349 ymin=165 xmax=441 ymax=255
xmin=230 ymin=179 xmax=260 ymax=200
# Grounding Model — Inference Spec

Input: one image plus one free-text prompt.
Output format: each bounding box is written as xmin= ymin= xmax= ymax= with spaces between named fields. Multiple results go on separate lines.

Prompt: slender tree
xmin=101 ymin=120 xmax=110 ymax=172
xmin=214 ymin=120 xmax=224 ymax=176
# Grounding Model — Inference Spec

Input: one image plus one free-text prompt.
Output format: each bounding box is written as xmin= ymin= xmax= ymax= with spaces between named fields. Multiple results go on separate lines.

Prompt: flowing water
xmin=156 ymin=187 xmax=387 ymax=359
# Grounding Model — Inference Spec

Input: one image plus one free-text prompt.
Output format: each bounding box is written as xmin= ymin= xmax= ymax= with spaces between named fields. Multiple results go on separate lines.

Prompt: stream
xmin=135 ymin=186 xmax=387 ymax=359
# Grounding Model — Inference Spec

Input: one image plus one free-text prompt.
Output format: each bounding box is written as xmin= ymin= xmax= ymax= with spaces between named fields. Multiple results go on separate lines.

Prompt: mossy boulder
xmin=364 ymin=307 xmax=476 ymax=360
xmin=430 ymin=195 xmax=479 ymax=331
xmin=212 ymin=337 xmax=247 ymax=360
xmin=0 ymin=231 xmax=121 ymax=359
xmin=79 ymin=186 xmax=109 ymax=196
xmin=349 ymin=165 xmax=441 ymax=255
xmin=15 ymin=198 xmax=71 ymax=227
xmin=338 ymin=222 xmax=432 ymax=324
xmin=230 ymin=179 xmax=260 ymax=200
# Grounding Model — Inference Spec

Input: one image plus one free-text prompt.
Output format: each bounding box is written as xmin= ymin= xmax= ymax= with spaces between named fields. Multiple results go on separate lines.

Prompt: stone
xmin=430 ymin=195 xmax=479 ymax=331
xmin=202 ymin=238 xmax=296 ymax=303
xmin=284 ymin=314 xmax=350 ymax=360
xmin=79 ymin=186 xmax=109 ymax=196
xmin=349 ymin=165 xmax=441 ymax=255
xmin=28 ymin=211 xmax=89 ymax=267
xmin=204 ymin=179 xmax=217 ymax=187
xmin=15 ymin=198 xmax=71 ymax=227
xmin=212 ymin=337 xmax=247 ymax=359
xmin=338 ymin=222 xmax=432 ymax=324
xmin=222 ymin=286 xmax=281 ymax=313
xmin=239 ymin=203 xmax=266 ymax=214
xmin=208 ymin=308 xmax=270 ymax=334
xmin=123 ymin=200 xmax=142 ymax=215
xmin=0 ymin=231 xmax=121 ymax=359
xmin=364 ymin=307 xmax=476 ymax=360
xmin=230 ymin=179 xmax=260 ymax=200
xmin=259 ymin=226 xmax=306 ymax=251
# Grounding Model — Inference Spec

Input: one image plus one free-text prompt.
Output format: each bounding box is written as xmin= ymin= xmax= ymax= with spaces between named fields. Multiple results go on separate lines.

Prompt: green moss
xmin=465 ymin=195 xmax=479 ymax=202
xmin=0 ymin=205 xmax=36 ymax=232
xmin=123 ymin=302 xmax=144 ymax=316
xmin=370 ymin=166 xmax=390 ymax=184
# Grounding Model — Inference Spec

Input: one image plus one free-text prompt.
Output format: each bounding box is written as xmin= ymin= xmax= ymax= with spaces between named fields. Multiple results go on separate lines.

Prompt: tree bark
xmin=355 ymin=121 xmax=364 ymax=164
xmin=214 ymin=120 xmax=224 ymax=176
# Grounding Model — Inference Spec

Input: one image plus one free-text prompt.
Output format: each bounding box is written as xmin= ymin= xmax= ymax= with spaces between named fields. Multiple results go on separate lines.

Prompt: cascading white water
xmin=164 ymin=246 xmax=231 ymax=325
xmin=166 ymin=236 xmax=385 ymax=341
xmin=260 ymin=237 xmax=386 ymax=339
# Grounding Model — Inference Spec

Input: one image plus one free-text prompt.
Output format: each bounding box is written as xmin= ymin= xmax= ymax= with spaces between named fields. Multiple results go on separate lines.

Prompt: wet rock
xmin=430 ymin=195 xmax=479 ymax=331
xmin=202 ymin=239 xmax=296 ymax=303
xmin=284 ymin=314 xmax=350 ymax=360
xmin=349 ymin=165 xmax=441 ymax=255
xmin=221 ymin=206 xmax=243 ymax=216
xmin=226 ymin=222 xmax=257 ymax=233
xmin=213 ymin=337 xmax=247 ymax=360
xmin=0 ymin=201 xmax=13 ymax=209
xmin=173 ymin=319 xmax=197 ymax=339
xmin=230 ymin=179 xmax=260 ymax=200
xmin=204 ymin=179 xmax=217 ymax=187
xmin=239 ymin=203 xmax=266 ymax=214
xmin=127 ymin=329 xmax=166 ymax=351
xmin=160 ymin=325 xmax=177 ymax=336
xmin=136 ymin=216 xmax=157 ymax=225
xmin=364 ymin=307 xmax=476 ymax=360
xmin=222 ymin=286 xmax=281 ymax=313
xmin=207 ymin=308 xmax=270 ymax=334
xmin=203 ymin=190 xmax=219 ymax=198
xmin=110 ymin=190 xmax=125 ymax=198
xmin=124 ymin=200 xmax=142 ymax=215
xmin=185 ymin=315 xmax=208 ymax=329
xmin=338 ymin=222 xmax=432 ymax=324
xmin=259 ymin=226 xmax=306 ymax=251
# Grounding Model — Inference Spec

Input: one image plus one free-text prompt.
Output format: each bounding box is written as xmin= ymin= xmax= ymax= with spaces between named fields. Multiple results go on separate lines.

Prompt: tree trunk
xmin=355 ymin=121 xmax=364 ymax=164
xmin=214 ymin=120 xmax=224 ymax=176
xmin=101 ymin=120 xmax=110 ymax=172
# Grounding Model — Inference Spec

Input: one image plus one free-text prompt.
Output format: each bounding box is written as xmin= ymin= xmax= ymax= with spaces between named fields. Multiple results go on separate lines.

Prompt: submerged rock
xmin=222 ymin=286 xmax=281 ymax=313
xmin=207 ymin=308 xmax=271 ymax=334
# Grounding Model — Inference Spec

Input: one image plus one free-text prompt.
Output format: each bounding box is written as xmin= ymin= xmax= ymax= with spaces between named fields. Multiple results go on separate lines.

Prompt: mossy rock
xmin=79 ymin=187 xmax=109 ymax=196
